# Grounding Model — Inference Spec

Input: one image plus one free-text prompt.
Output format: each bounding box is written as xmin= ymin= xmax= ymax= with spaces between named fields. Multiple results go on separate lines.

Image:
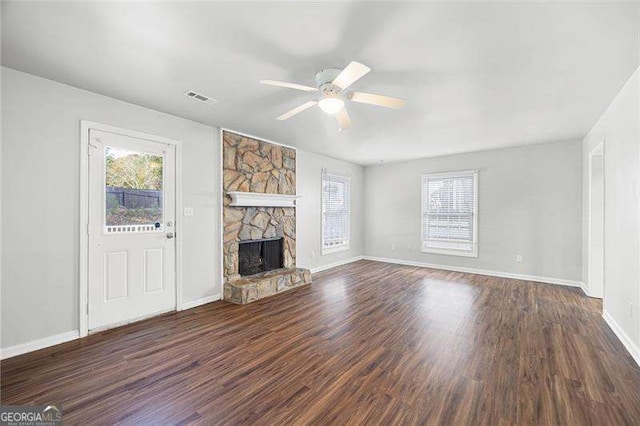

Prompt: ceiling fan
xmin=260 ymin=61 xmax=405 ymax=131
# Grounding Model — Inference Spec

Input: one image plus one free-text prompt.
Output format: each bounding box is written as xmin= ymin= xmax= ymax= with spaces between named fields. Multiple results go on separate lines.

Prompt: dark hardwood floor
xmin=2 ymin=260 xmax=640 ymax=424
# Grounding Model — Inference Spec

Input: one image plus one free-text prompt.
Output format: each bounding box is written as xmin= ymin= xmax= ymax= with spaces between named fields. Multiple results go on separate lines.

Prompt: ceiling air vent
xmin=184 ymin=90 xmax=218 ymax=105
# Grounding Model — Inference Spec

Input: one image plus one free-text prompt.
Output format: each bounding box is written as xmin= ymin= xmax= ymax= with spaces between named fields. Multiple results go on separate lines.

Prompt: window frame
xmin=420 ymin=170 xmax=478 ymax=258
xmin=321 ymin=170 xmax=351 ymax=255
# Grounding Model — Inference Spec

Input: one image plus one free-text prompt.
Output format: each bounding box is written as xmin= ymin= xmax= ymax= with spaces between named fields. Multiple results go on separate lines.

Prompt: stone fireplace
xmin=222 ymin=131 xmax=311 ymax=304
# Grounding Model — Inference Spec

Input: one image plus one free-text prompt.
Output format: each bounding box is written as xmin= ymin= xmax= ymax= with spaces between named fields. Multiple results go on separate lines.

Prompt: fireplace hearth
xmin=239 ymin=238 xmax=283 ymax=277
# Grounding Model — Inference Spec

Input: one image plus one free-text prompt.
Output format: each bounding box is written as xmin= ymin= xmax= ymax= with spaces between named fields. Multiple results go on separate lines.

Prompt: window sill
xmin=322 ymin=244 xmax=350 ymax=256
xmin=421 ymin=247 xmax=478 ymax=258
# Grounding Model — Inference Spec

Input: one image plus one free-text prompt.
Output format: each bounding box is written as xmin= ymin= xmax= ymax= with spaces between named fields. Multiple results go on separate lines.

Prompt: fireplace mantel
xmin=227 ymin=191 xmax=301 ymax=208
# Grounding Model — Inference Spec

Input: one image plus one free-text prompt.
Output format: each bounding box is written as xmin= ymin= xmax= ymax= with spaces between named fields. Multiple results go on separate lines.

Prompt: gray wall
xmin=583 ymin=67 xmax=640 ymax=351
xmin=1 ymin=67 xmax=221 ymax=349
xmin=296 ymin=150 xmax=364 ymax=271
xmin=364 ymin=140 xmax=583 ymax=282
xmin=0 ymin=67 xmax=366 ymax=351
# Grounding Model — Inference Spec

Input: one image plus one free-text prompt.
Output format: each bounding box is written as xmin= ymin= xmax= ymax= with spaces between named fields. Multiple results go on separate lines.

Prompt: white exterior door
xmin=88 ymin=128 xmax=176 ymax=331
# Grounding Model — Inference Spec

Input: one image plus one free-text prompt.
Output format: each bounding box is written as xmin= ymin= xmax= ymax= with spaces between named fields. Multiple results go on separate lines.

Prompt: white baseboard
xmin=581 ymin=283 xmax=596 ymax=298
xmin=362 ymin=256 xmax=584 ymax=288
xmin=309 ymin=256 xmax=364 ymax=274
xmin=1 ymin=330 xmax=80 ymax=360
xmin=581 ymin=283 xmax=589 ymax=297
xmin=1 ymin=294 xmax=222 ymax=359
xmin=180 ymin=294 xmax=221 ymax=310
xmin=579 ymin=282 xmax=604 ymax=299
xmin=603 ymin=310 xmax=640 ymax=367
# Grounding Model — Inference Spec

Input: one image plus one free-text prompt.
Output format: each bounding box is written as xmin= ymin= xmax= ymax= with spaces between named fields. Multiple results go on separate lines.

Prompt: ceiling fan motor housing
xmin=315 ymin=69 xmax=342 ymax=96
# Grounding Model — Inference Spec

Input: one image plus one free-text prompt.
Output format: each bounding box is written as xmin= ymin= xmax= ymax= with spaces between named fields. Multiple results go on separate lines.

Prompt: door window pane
xmin=105 ymin=147 xmax=163 ymax=231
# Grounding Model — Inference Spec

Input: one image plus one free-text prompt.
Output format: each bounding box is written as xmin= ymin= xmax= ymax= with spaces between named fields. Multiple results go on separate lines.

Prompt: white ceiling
xmin=2 ymin=1 xmax=638 ymax=165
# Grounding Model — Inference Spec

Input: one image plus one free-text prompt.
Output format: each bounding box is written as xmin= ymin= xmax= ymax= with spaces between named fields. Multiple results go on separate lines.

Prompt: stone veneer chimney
xmin=222 ymin=131 xmax=311 ymax=304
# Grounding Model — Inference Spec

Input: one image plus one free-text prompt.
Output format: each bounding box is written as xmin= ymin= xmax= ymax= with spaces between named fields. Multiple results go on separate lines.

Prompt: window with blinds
xmin=421 ymin=170 xmax=478 ymax=257
xmin=322 ymin=171 xmax=350 ymax=254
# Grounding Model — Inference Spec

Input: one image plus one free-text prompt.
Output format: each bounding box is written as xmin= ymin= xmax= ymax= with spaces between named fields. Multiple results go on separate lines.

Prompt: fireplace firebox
xmin=238 ymin=237 xmax=284 ymax=277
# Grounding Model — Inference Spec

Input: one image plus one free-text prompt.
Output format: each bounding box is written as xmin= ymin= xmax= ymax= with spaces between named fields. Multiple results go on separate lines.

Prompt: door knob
xmin=166 ymin=232 xmax=174 ymax=239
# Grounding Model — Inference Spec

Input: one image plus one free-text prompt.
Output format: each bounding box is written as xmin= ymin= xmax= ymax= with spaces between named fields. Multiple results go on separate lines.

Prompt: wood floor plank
xmin=2 ymin=260 xmax=640 ymax=425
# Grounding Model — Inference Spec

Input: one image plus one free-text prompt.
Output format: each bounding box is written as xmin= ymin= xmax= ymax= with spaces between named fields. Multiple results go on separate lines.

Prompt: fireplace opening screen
xmin=238 ymin=237 xmax=284 ymax=276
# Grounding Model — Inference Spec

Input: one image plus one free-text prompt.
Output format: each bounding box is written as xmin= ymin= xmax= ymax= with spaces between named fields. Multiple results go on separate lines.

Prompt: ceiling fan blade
xmin=348 ymin=92 xmax=405 ymax=109
xmin=332 ymin=62 xmax=371 ymax=90
xmin=277 ymin=100 xmax=318 ymax=120
xmin=335 ymin=107 xmax=352 ymax=131
xmin=260 ymin=80 xmax=318 ymax=92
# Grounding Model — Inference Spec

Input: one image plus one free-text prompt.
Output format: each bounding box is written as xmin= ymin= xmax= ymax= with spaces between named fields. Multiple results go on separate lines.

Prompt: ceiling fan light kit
xmin=318 ymin=97 xmax=344 ymax=115
xmin=260 ymin=61 xmax=405 ymax=130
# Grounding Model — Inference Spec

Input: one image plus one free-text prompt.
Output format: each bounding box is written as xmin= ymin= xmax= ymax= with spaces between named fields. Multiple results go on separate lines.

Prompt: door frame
xmin=586 ymin=139 xmax=605 ymax=299
xmin=79 ymin=121 xmax=183 ymax=337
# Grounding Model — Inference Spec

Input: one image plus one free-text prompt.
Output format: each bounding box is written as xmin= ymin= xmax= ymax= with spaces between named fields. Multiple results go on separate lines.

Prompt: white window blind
xmin=421 ymin=170 xmax=478 ymax=257
xmin=322 ymin=171 xmax=350 ymax=254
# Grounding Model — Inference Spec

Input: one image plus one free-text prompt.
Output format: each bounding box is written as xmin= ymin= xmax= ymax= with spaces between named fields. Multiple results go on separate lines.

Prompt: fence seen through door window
xmin=105 ymin=147 xmax=163 ymax=228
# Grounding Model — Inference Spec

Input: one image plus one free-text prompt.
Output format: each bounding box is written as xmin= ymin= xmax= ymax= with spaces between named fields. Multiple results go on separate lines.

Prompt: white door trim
xmin=218 ymin=128 xmax=225 ymax=300
xmin=79 ymin=121 xmax=183 ymax=337
xmin=586 ymin=139 xmax=605 ymax=299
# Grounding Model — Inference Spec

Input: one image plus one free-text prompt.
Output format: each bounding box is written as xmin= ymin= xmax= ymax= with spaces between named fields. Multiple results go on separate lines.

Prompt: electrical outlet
xmin=311 ymin=250 xmax=316 ymax=259
xmin=631 ymin=303 xmax=634 ymax=318
xmin=516 ymin=255 xmax=523 ymax=263
xmin=184 ymin=207 xmax=194 ymax=217
xmin=391 ymin=244 xmax=396 ymax=251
